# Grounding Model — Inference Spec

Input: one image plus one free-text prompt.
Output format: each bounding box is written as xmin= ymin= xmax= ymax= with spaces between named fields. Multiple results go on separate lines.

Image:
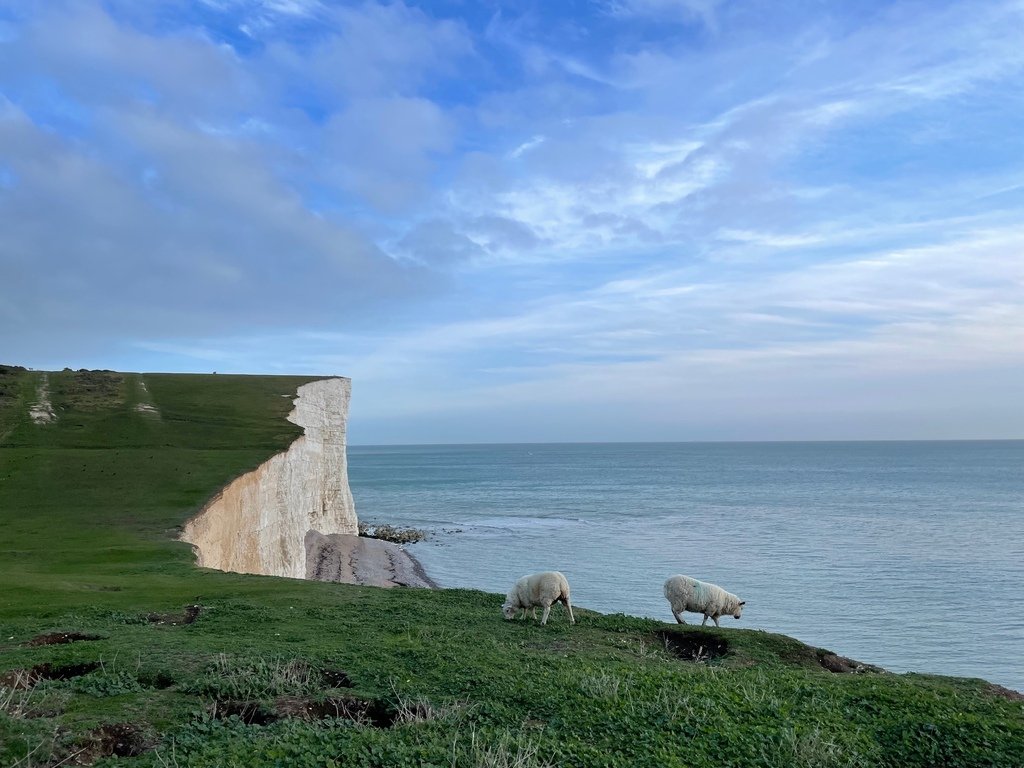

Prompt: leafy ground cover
xmin=1 ymin=368 xmax=1021 ymax=767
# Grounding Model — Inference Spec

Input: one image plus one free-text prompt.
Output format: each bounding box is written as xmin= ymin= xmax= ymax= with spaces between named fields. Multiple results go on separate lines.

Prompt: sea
xmin=348 ymin=441 xmax=1024 ymax=692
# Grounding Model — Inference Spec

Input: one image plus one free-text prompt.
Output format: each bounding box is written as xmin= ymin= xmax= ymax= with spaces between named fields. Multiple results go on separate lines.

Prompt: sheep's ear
xmin=739 ymin=601 xmax=746 ymax=606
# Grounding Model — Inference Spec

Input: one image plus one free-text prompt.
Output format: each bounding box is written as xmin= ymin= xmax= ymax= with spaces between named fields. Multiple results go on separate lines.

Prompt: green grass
xmin=1 ymin=367 xmax=1021 ymax=767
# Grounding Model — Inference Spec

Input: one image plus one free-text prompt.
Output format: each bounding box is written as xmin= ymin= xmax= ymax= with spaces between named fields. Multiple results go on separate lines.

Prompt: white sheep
xmin=663 ymin=575 xmax=745 ymax=627
xmin=502 ymin=571 xmax=575 ymax=626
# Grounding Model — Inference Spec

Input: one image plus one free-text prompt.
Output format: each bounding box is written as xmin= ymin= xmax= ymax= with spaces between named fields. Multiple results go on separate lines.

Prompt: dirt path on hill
xmin=29 ymin=373 xmax=57 ymax=424
xmin=133 ymin=378 xmax=161 ymax=418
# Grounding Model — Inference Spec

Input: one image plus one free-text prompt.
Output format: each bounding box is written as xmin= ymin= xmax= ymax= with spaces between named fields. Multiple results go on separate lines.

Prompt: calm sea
xmin=348 ymin=441 xmax=1024 ymax=691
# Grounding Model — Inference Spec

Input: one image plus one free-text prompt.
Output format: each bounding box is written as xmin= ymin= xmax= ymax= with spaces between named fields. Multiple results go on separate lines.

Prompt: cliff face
xmin=181 ymin=377 xmax=357 ymax=579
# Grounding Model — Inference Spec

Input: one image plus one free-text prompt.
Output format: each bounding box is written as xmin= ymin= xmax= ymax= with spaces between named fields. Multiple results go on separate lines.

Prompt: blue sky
xmin=2 ymin=0 xmax=1023 ymax=443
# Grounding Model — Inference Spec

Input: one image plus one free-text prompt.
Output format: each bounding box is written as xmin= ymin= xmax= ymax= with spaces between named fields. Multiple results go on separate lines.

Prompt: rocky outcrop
xmin=181 ymin=377 xmax=357 ymax=579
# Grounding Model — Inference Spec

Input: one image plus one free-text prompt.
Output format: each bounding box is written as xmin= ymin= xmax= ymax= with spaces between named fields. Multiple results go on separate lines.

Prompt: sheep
xmin=502 ymin=571 xmax=575 ymax=626
xmin=663 ymin=575 xmax=745 ymax=627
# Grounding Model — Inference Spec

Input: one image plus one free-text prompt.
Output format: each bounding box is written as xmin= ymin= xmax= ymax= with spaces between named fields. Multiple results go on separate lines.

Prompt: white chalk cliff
xmin=181 ymin=377 xmax=358 ymax=579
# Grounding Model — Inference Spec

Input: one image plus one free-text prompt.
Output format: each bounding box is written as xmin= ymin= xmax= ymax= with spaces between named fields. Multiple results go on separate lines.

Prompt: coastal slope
xmin=1 ymin=366 xmax=1019 ymax=768
xmin=181 ymin=377 xmax=358 ymax=580
xmin=178 ymin=376 xmax=429 ymax=589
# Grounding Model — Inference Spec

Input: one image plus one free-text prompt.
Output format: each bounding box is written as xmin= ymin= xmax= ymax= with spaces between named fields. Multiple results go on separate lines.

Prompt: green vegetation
xmin=1 ymin=368 xmax=1021 ymax=767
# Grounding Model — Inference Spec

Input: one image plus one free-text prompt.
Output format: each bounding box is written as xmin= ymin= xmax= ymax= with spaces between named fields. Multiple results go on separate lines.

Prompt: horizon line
xmin=348 ymin=438 xmax=1024 ymax=448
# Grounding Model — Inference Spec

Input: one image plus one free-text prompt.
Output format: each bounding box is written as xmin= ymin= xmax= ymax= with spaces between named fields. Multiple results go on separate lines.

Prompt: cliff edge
xmin=181 ymin=377 xmax=358 ymax=579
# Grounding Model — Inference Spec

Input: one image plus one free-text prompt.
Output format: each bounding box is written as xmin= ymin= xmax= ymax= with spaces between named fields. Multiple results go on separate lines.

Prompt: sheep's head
xmin=501 ymin=601 xmax=517 ymax=620
xmin=733 ymin=600 xmax=746 ymax=620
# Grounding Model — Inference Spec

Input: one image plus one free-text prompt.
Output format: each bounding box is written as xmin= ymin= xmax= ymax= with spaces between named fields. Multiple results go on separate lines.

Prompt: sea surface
xmin=348 ymin=441 xmax=1024 ymax=691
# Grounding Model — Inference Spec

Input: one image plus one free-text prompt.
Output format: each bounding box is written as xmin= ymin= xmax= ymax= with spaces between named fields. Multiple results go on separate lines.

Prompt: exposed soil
xmin=207 ymin=695 xmax=396 ymax=728
xmin=35 ymin=661 xmax=102 ymax=681
xmin=137 ymin=670 xmax=176 ymax=689
xmin=147 ymin=604 xmax=202 ymax=625
xmin=656 ymin=629 xmax=730 ymax=662
xmin=0 ymin=669 xmax=35 ymax=690
xmin=817 ymin=651 xmax=884 ymax=674
xmin=73 ymin=722 xmax=154 ymax=764
xmin=1 ymin=662 xmax=101 ymax=689
xmin=26 ymin=631 xmax=104 ymax=647
xmin=321 ymin=668 xmax=354 ymax=688
xmin=29 ymin=373 xmax=57 ymax=424
xmin=208 ymin=700 xmax=279 ymax=726
xmin=275 ymin=695 xmax=396 ymax=727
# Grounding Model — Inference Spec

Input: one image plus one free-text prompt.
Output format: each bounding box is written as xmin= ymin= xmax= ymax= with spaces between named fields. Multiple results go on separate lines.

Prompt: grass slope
xmin=1 ymin=366 xmax=1021 ymax=767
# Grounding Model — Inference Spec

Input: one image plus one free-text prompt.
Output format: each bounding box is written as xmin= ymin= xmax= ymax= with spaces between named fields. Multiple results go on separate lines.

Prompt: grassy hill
xmin=1 ymin=366 xmax=1021 ymax=767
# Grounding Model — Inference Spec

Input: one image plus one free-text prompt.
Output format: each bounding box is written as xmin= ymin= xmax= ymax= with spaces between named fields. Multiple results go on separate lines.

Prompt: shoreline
xmin=406 ymin=545 xmax=439 ymax=589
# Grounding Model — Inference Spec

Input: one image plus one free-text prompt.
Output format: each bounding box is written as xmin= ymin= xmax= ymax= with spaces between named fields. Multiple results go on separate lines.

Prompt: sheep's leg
xmin=541 ymin=602 xmax=552 ymax=625
xmin=530 ymin=607 xmax=537 ymax=619
xmin=562 ymin=595 xmax=575 ymax=625
xmin=712 ymin=615 xmax=721 ymax=628
xmin=672 ymin=609 xmax=686 ymax=624
xmin=701 ymin=614 xmax=709 ymax=626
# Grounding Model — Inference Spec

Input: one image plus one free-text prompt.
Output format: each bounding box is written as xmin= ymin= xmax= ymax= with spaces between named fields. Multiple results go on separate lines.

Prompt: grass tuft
xmin=450 ymin=728 xmax=554 ymax=768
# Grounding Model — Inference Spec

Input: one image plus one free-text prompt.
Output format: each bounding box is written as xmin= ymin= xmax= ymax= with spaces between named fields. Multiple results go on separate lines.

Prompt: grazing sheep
xmin=502 ymin=571 xmax=575 ymax=626
xmin=663 ymin=575 xmax=745 ymax=627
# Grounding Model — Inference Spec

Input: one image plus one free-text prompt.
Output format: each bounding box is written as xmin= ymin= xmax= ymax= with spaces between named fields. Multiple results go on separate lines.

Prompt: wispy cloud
xmin=604 ymin=0 xmax=730 ymax=29
xmin=3 ymin=0 xmax=1024 ymax=439
xmin=509 ymin=134 xmax=545 ymax=159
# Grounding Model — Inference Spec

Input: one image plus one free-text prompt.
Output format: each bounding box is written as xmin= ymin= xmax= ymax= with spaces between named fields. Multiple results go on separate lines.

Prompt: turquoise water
xmin=348 ymin=441 xmax=1024 ymax=691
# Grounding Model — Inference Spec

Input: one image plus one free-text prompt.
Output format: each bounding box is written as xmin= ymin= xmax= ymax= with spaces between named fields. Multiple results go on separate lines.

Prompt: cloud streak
xmin=2 ymin=0 xmax=1023 ymax=440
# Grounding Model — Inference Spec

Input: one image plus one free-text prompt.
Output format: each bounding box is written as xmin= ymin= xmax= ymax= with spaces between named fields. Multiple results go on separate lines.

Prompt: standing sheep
xmin=502 ymin=571 xmax=575 ymax=626
xmin=663 ymin=575 xmax=745 ymax=627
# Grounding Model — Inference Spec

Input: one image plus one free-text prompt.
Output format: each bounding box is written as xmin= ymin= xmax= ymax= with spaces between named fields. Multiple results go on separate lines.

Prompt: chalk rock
xmin=181 ymin=378 xmax=357 ymax=579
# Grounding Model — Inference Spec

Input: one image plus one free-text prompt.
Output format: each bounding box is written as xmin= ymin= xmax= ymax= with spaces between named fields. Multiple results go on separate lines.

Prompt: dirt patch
xmin=74 ymin=722 xmax=154 ymax=763
xmin=29 ymin=373 xmax=57 ymax=424
xmin=1 ymin=662 xmax=101 ymax=689
xmin=26 ymin=632 xmax=104 ymax=647
xmin=983 ymin=683 xmax=1024 ymax=702
xmin=817 ymin=651 xmax=884 ymax=674
xmin=656 ymin=629 xmax=730 ymax=662
xmin=148 ymin=604 xmax=202 ymax=625
xmin=0 ymin=669 xmax=36 ymax=690
xmin=137 ymin=670 xmax=176 ymax=690
xmin=274 ymin=695 xmax=395 ymax=727
xmin=207 ymin=695 xmax=395 ymax=728
xmin=33 ymin=661 xmax=102 ymax=682
xmin=321 ymin=668 xmax=354 ymax=688
xmin=134 ymin=403 xmax=160 ymax=416
xmin=209 ymin=700 xmax=279 ymax=725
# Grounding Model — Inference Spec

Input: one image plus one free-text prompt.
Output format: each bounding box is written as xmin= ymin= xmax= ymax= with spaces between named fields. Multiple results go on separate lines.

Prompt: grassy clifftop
xmin=1 ymin=367 xmax=1021 ymax=767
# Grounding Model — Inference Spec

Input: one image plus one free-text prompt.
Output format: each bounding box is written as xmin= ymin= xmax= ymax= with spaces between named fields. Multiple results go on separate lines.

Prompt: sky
xmin=1 ymin=0 xmax=1023 ymax=443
